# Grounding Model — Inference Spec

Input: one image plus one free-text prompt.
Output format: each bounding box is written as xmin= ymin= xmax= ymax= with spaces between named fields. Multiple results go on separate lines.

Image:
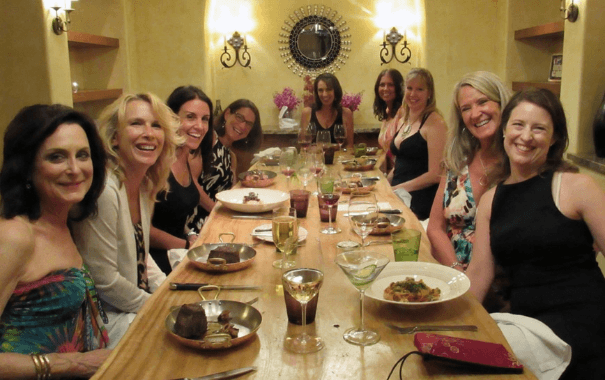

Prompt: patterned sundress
xmin=442 ymin=166 xmax=477 ymax=264
xmin=0 ymin=266 xmax=109 ymax=354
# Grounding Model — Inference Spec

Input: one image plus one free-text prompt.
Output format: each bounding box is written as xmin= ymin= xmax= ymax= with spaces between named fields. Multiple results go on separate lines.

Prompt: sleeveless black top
xmin=310 ymin=106 xmax=343 ymax=144
xmin=491 ymin=171 xmax=605 ymax=379
xmin=390 ymin=112 xmax=438 ymax=220
xmin=151 ymin=170 xmax=200 ymax=274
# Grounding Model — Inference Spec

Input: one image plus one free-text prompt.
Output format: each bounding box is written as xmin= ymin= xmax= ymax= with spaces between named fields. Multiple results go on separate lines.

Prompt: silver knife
xmin=231 ymin=215 xmax=272 ymax=220
xmin=170 ymin=283 xmax=262 ymax=291
xmin=171 ymin=366 xmax=257 ymax=380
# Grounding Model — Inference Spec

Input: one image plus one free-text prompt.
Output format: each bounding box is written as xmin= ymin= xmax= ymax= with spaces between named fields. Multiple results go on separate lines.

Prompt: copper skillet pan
xmin=187 ymin=232 xmax=256 ymax=272
xmin=165 ymin=286 xmax=262 ymax=350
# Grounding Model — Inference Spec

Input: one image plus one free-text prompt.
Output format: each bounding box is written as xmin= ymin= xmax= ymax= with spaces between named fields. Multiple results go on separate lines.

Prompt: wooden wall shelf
xmin=73 ymin=89 xmax=123 ymax=103
xmin=512 ymin=81 xmax=561 ymax=96
xmin=514 ymin=21 xmax=564 ymax=40
xmin=67 ymin=31 xmax=119 ymax=48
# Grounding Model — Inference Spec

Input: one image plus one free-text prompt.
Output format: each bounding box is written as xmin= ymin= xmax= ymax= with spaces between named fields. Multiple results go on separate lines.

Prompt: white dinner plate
xmin=250 ymin=224 xmax=308 ymax=243
xmin=216 ymin=188 xmax=289 ymax=213
xmin=365 ymin=261 xmax=470 ymax=309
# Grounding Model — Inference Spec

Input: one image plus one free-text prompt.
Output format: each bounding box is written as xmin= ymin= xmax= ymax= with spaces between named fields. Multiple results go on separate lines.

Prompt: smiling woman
xmin=0 ymin=104 xmax=111 ymax=379
xmin=72 ymin=93 xmax=182 ymax=348
xmin=187 ymin=99 xmax=263 ymax=233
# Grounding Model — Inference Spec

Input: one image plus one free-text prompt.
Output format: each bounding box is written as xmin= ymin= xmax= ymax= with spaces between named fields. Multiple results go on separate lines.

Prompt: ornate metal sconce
xmin=560 ymin=0 xmax=579 ymax=22
xmin=379 ymin=27 xmax=411 ymax=65
xmin=50 ymin=0 xmax=77 ymax=35
xmin=220 ymin=32 xmax=251 ymax=69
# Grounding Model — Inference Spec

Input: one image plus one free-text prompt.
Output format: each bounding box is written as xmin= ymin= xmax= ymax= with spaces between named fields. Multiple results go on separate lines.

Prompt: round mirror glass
xmin=298 ymin=24 xmax=333 ymax=60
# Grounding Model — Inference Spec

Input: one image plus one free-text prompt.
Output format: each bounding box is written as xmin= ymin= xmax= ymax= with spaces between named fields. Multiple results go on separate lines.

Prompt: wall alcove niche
xmin=277 ymin=4 xmax=352 ymax=77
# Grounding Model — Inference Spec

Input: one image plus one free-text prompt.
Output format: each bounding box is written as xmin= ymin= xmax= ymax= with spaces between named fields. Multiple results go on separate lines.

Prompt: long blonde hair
xmin=444 ymin=71 xmax=511 ymax=174
xmin=97 ymin=93 xmax=183 ymax=200
xmin=400 ymin=68 xmax=440 ymax=125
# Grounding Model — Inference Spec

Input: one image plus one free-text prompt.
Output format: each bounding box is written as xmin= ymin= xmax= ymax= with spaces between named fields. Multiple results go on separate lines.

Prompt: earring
xmin=25 ymin=181 xmax=32 ymax=190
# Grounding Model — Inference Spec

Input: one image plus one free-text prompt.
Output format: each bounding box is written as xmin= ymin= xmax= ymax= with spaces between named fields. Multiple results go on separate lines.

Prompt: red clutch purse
xmin=414 ymin=333 xmax=524 ymax=373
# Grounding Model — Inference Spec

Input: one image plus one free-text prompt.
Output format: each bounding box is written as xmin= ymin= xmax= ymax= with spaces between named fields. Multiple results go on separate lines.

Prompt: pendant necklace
xmin=478 ymin=156 xmax=489 ymax=186
xmin=399 ymin=116 xmax=419 ymax=139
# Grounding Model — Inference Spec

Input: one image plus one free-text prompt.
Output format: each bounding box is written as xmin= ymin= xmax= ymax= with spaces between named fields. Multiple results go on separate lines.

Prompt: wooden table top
xmin=92 ymin=157 xmax=536 ymax=380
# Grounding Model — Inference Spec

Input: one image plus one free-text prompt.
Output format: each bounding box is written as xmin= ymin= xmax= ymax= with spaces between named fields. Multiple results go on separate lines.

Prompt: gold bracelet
xmin=41 ymin=354 xmax=51 ymax=379
xmin=30 ymin=354 xmax=43 ymax=380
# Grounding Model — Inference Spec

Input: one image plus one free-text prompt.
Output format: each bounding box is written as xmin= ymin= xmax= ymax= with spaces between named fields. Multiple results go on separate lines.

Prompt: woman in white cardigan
xmin=73 ymin=93 xmax=182 ymax=347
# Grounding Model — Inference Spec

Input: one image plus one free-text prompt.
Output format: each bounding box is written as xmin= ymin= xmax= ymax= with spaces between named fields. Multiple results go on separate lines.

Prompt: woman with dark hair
xmin=0 ymin=104 xmax=111 ymax=378
xmin=468 ymin=88 xmax=605 ymax=379
xmin=149 ymin=85 xmax=212 ymax=274
xmin=388 ymin=68 xmax=447 ymax=220
xmin=72 ymin=93 xmax=182 ymax=347
xmin=428 ymin=71 xmax=511 ymax=272
xmin=299 ymin=73 xmax=354 ymax=148
xmin=187 ymin=99 xmax=263 ymax=232
xmin=374 ymin=69 xmax=404 ymax=173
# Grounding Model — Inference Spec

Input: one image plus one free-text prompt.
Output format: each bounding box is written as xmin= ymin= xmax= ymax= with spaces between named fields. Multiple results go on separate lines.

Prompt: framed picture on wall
xmin=549 ymin=54 xmax=563 ymax=81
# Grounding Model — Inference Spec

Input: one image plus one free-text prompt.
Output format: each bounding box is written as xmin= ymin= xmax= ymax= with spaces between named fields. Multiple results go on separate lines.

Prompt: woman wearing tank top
xmin=299 ymin=73 xmax=354 ymax=148
xmin=468 ymin=88 xmax=605 ymax=379
xmin=388 ymin=68 xmax=447 ymax=220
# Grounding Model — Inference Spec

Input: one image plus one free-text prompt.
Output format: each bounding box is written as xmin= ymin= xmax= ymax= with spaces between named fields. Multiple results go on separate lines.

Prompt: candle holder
xmin=379 ymin=27 xmax=411 ymax=65
xmin=221 ymin=32 xmax=252 ymax=69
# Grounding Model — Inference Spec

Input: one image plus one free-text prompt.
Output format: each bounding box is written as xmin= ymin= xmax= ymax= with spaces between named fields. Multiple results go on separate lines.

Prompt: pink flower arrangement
xmin=273 ymin=87 xmax=302 ymax=111
xmin=341 ymin=91 xmax=364 ymax=112
xmin=302 ymin=76 xmax=314 ymax=108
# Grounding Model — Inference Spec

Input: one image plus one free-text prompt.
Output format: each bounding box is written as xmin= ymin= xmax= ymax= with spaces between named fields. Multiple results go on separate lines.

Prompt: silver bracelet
xmin=450 ymin=261 xmax=463 ymax=269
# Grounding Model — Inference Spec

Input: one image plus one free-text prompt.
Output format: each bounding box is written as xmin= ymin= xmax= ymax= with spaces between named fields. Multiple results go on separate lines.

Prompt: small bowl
xmin=370 ymin=213 xmax=405 ymax=235
xmin=238 ymin=170 xmax=277 ymax=188
xmin=365 ymin=147 xmax=379 ymax=156
xmin=343 ymin=158 xmax=377 ymax=172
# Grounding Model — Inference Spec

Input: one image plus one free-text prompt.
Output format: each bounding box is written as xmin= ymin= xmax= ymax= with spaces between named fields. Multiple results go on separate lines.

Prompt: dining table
xmin=91 ymin=152 xmax=537 ymax=380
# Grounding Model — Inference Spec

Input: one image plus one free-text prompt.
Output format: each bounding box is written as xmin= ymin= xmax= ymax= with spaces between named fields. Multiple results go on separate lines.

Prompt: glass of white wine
xmin=333 ymin=124 xmax=347 ymax=163
xmin=335 ymin=250 xmax=389 ymax=346
xmin=297 ymin=154 xmax=314 ymax=191
xmin=280 ymin=147 xmax=298 ymax=186
xmin=282 ymin=268 xmax=324 ymax=353
xmin=272 ymin=207 xmax=298 ymax=269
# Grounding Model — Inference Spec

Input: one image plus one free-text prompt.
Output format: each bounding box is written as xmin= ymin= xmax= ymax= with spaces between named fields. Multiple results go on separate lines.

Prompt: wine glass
xmin=317 ymin=174 xmax=342 ymax=235
xmin=348 ymin=194 xmax=379 ymax=246
xmin=282 ymin=268 xmax=325 ymax=353
xmin=297 ymin=133 xmax=313 ymax=153
xmin=297 ymin=154 xmax=314 ymax=191
xmin=316 ymin=130 xmax=331 ymax=151
xmin=280 ymin=147 xmax=298 ymax=185
xmin=272 ymin=207 xmax=298 ymax=269
xmin=333 ymin=124 xmax=347 ymax=163
xmin=335 ymin=250 xmax=389 ymax=346
xmin=306 ymin=122 xmax=317 ymax=142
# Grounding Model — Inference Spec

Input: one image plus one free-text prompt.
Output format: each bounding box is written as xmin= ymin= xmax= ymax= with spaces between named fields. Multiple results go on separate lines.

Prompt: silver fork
xmin=385 ymin=323 xmax=478 ymax=334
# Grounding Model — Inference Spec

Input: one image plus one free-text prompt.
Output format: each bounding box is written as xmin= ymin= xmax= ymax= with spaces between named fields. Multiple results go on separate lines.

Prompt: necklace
xmin=399 ymin=116 xmax=420 ymax=139
xmin=478 ymin=156 xmax=488 ymax=186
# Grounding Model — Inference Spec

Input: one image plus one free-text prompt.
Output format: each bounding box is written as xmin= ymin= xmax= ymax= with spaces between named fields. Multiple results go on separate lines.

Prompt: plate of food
xmin=250 ymin=224 xmax=308 ymax=243
xmin=216 ymin=188 xmax=289 ymax=213
xmin=165 ymin=299 xmax=262 ymax=350
xmin=365 ymin=261 xmax=470 ymax=309
xmin=238 ymin=170 xmax=277 ymax=188
xmin=370 ymin=214 xmax=405 ymax=235
xmin=343 ymin=158 xmax=377 ymax=172
xmin=337 ymin=177 xmax=377 ymax=194
xmin=365 ymin=146 xmax=379 ymax=156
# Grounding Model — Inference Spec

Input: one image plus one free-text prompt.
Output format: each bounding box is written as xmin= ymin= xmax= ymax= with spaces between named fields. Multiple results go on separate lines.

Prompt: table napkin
xmin=168 ymin=248 xmax=188 ymax=269
xmin=491 ymin=312 xmax=571 ymax=380
xmin=251 ymin=147 xmax=282 ymax=165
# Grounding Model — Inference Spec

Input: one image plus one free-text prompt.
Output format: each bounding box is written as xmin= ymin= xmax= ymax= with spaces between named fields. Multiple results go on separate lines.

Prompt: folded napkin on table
xmin=251 ymin=147 xmax=282 ymax=165
xmin=168 ymin=248 xmax=188 ymax=269
xmin=279 ymin=117 xmax=299 ymax=130
xmin=491 ymin=312 xmax=571 ymax=380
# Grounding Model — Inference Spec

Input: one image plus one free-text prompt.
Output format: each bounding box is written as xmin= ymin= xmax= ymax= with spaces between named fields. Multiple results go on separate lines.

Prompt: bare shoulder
xmin=0 ymin=216 xmax=35 ymax=257
xmin=477 ymin=186 xmax=497 ymax=216
xmin=342 ymin=107 xmax=353 ymax=118
xmin=561 ymin=171 xmax=599 ymax=189
xmin=561 ymin=171 xmax=605 ymax=203
xmin=425 ymin=112 xmax=447 ymax=129
xmin=301 ymin=107 xmax=312 ymax=117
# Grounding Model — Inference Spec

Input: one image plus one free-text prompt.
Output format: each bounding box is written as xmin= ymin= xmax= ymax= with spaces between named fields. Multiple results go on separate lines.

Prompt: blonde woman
xmin=388 ymin=68 xmax=447 ymax=220
xmin=73 ymin=93 xmax=182 ymax=347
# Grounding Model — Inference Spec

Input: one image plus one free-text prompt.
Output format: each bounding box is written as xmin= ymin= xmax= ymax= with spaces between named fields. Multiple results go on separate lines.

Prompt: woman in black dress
xmin=149 ymin=86 xmax=212 ymax=274
xmin=468 ymin=88 xmax=605 ymax=379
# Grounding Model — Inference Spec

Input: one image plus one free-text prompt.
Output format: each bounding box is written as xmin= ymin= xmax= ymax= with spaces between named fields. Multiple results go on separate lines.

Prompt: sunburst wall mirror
xmin=278 ymin=4 xmax=352 ymax=77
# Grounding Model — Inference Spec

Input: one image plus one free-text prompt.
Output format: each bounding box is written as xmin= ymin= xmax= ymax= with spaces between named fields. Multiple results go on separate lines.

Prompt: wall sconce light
xmin=379 ymin=27 xmax=411 ymax=65
xmin=220 ymin=32 xmax=251 ymax=69
xmin=50 ymin=0 xmax=77 ymax=35
xmin=561 ymin=0 xmax=579 ymax=22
